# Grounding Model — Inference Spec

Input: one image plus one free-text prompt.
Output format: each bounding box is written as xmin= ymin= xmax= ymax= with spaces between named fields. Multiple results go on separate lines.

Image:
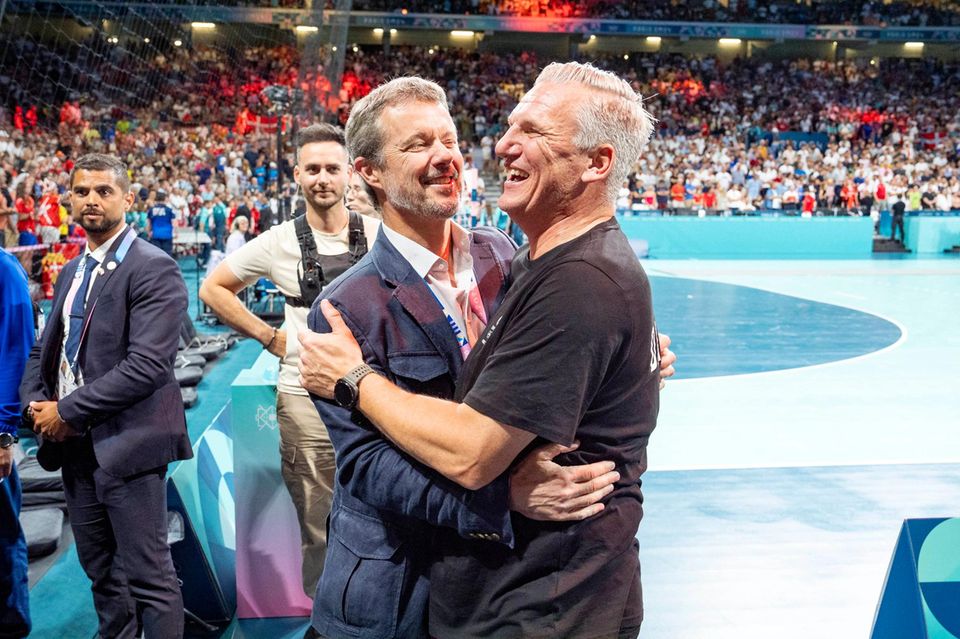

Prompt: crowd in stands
xmin=3 ymin=41 xmax=960 ymax=278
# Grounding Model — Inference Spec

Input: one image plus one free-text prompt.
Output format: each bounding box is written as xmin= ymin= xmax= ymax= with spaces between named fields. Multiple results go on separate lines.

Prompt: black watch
xmin=334 ymin=364 xmax=376 ymax=410
xmin=0 ymin=433 xmax=19 ymax=449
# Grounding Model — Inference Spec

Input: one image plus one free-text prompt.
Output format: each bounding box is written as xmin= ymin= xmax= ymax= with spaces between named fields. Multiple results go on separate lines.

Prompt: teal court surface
xmin=26 ymin=257 xmax=960 ymax=638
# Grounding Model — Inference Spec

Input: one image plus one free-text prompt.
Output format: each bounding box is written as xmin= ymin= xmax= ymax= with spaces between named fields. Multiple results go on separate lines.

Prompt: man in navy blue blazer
xmin=299 ymin=78 xmax=625 ymax=639
xmin=20 ymin=154 xmax=192 ymax=639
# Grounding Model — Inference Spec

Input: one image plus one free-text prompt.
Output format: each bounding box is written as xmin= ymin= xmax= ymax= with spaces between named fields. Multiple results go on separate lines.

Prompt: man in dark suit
xmin=20 ymin=153 xmax=192 ymax=639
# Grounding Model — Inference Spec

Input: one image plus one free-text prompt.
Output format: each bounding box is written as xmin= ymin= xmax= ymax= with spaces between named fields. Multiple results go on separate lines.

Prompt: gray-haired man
xmin=301 ymin=62 xmax=667 ymax=638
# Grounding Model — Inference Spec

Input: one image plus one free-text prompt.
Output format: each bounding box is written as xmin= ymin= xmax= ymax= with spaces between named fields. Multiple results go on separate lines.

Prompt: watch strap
xmin=343 ymin=363 xmax=375 ymax=388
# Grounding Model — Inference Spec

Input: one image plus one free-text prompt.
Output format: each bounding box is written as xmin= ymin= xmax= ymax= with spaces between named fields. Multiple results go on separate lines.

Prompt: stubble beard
xmin=385 ymin=179 xmax=459 ymax=221
xmin=79 ymin=213 xmax=121 ymax=236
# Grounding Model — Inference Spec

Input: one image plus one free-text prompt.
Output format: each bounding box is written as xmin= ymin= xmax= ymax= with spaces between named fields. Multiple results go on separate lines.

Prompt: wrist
xmin=263 ymin=326 xmax=278 ymax=350
xmin=0 ymin=432 xmax=19 ymax=449
xmin=334 ymin=363 xmax=377 ymax=410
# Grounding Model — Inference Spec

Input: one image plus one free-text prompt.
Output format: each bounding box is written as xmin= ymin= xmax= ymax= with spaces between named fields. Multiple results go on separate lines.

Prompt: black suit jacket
xmin=20 ymin=227 xmax=193 ymax=476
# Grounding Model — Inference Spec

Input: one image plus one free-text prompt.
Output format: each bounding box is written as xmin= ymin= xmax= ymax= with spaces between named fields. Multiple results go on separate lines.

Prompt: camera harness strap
xmin=286 ymin=211 xmax=367 ymax=309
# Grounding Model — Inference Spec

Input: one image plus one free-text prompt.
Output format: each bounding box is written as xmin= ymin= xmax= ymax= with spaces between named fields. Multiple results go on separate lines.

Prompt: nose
xmin=495 ymin=126 xmax=518 ymax=160
xmin=431 ymin=139 xmax=455 ymax=167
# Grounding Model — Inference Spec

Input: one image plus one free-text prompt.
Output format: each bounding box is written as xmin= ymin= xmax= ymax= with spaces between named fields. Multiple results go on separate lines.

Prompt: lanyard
xmin=68 ymin=228 xmax=136 ymax=371
xmin=424 ymin=268 xmax=488 ymax=360
xmin=426 ymin=285 xmax=472 ymax=358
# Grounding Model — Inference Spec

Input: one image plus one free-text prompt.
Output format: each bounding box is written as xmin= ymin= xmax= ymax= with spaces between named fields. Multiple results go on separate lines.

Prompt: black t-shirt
xmin=429 ymin=218 xmax=660 ymax=638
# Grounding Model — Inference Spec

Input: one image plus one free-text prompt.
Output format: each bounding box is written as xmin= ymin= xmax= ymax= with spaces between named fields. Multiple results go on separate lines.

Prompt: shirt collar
xmin=84 ymin=223 xmax=128 ymax=263
xmin=381 ymin=221 xmax=471 ymax=280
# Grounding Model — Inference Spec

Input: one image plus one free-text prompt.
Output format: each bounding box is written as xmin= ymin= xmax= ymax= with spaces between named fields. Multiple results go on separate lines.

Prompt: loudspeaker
xmin=167 ymin=482 xmax=232 ymax=628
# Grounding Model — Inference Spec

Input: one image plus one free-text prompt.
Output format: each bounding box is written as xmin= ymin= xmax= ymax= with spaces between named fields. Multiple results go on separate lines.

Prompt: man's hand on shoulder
xmin=30 ymin=400 xmax=81 ymax=443
xmin=298 ymin=300 xmax=364 ymax=399
xmin=509 ymin=441 xmax=620 ymax=522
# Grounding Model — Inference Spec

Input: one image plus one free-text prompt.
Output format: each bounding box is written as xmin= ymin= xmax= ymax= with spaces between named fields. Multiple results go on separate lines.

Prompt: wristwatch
xmin=0 ymin=433 xmax=19 ymax=449
xmin=334 ymin=364 xmax=376 ymax=410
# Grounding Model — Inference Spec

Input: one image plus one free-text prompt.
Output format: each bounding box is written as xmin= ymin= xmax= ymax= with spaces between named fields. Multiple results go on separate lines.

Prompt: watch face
xmin=0 ymin=433 xmax=13 ymax=448
xmin=334 ymin=379 xmax=356 ymax=409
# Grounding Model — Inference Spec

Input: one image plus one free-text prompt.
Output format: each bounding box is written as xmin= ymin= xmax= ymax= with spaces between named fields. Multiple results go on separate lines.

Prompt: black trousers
xmin=891 ymin=216 xmax=905 ymax=242
xmin=61 ymin=435 xmax=183 ymax=639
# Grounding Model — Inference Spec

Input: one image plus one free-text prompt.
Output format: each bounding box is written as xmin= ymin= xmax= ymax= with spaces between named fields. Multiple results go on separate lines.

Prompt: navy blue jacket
xmin=20 ymin=227 xmax=193 ymax=476
xmin=308 ymin=226 xmax=516 ymax=639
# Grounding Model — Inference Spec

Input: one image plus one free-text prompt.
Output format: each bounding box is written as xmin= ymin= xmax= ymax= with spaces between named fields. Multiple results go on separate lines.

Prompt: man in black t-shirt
xmin=299 ymin=61 xmax=661 ymax=639
xmin=891 ymin=198 xmax=906 ymax=243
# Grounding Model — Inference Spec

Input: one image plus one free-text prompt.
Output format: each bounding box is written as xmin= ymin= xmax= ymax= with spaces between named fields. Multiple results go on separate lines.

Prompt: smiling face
xmin=495 ymin=83 xmax=586 ymax=221
xmin=362 ymin=100 xmax=462 ymax=221
xmin=70 ymin=169 xmax=133 ymax=239
xmin=294 ymin=141 xmax=350 ymax=215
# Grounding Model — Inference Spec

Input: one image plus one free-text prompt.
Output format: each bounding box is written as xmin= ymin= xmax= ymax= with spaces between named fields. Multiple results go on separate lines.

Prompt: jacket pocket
xmin=317 ymin=504 xmax=406 ymax=634
xmin=386 ymin=353 xmax=448 ymax=383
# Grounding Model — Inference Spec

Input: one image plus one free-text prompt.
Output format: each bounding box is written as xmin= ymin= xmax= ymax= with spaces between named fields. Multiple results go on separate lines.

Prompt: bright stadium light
xmin=588 ymin=34 xmax=596 ymax=41
xmin=719 ymin=38 xmax=742 ymax=46
xmin=390 ymin=29 xmax=397 ymax=34
xmin=646 ymin=36 xmax=661 ymax=44
xmin=174 ymin=39 xmax=183 ymax=47
xmin=451 ymin=30 xmax=475 ymax=37
xmin=373 ymin=28 xmax=384 ymax=35
xmin=144 ymin=37 xmax=150 ymax=43
xmin=191 ymin=22 xmax=215 ymax=30
xmin=296 ymin=25 xmax=319 ymax=33
xmin=905 ymin=41 xmax=924 ymax=49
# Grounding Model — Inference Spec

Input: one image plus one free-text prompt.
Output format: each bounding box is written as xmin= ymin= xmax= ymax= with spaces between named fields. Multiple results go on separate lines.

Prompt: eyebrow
xmin=397 ymin=132 xmax=428 ymax=147
xmin=73 ymin=183 xmax=117 ymax=191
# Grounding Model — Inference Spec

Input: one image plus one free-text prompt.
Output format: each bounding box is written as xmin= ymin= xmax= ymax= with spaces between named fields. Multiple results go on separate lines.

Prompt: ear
xmin=581 ymin=144 xmax=615 ymax=186
xmin=123 ymin=190 xmax=135 ymax=210
xmin=354 ymin=157 xmax=382 ymax=192
xmin=293 ymin=163 xmax=301 ymax=184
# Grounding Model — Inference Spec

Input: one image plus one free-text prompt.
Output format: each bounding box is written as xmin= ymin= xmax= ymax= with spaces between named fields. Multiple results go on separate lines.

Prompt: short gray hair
xmin=345 ymin=76 xmax=448 ymax=168
xmin=534 ymin=61 xmax=656 ymax=202
xmin=71 ymin=153 xmax=130 ymax=192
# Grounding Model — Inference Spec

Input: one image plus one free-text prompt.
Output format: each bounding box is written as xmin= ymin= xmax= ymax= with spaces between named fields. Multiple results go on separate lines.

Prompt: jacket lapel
xmin=372 ymin=232 xmax=463 ymax=380
xmin=469 ymin=238 xmax=504 ymax=319
xmin=470 ymin=239 xmax=503 ymax=317
xmin=83 ymin=228 xmax=134 ymax=323
xmin=48 ymin=259 xmax=76 ymax=335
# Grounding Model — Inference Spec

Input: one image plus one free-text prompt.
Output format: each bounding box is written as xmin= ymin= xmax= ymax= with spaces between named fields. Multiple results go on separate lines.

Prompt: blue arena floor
xmin=26 ymin=256 xmax=960 ymax=638
xmin=640 ymin=258 xmax=960 ymax=638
